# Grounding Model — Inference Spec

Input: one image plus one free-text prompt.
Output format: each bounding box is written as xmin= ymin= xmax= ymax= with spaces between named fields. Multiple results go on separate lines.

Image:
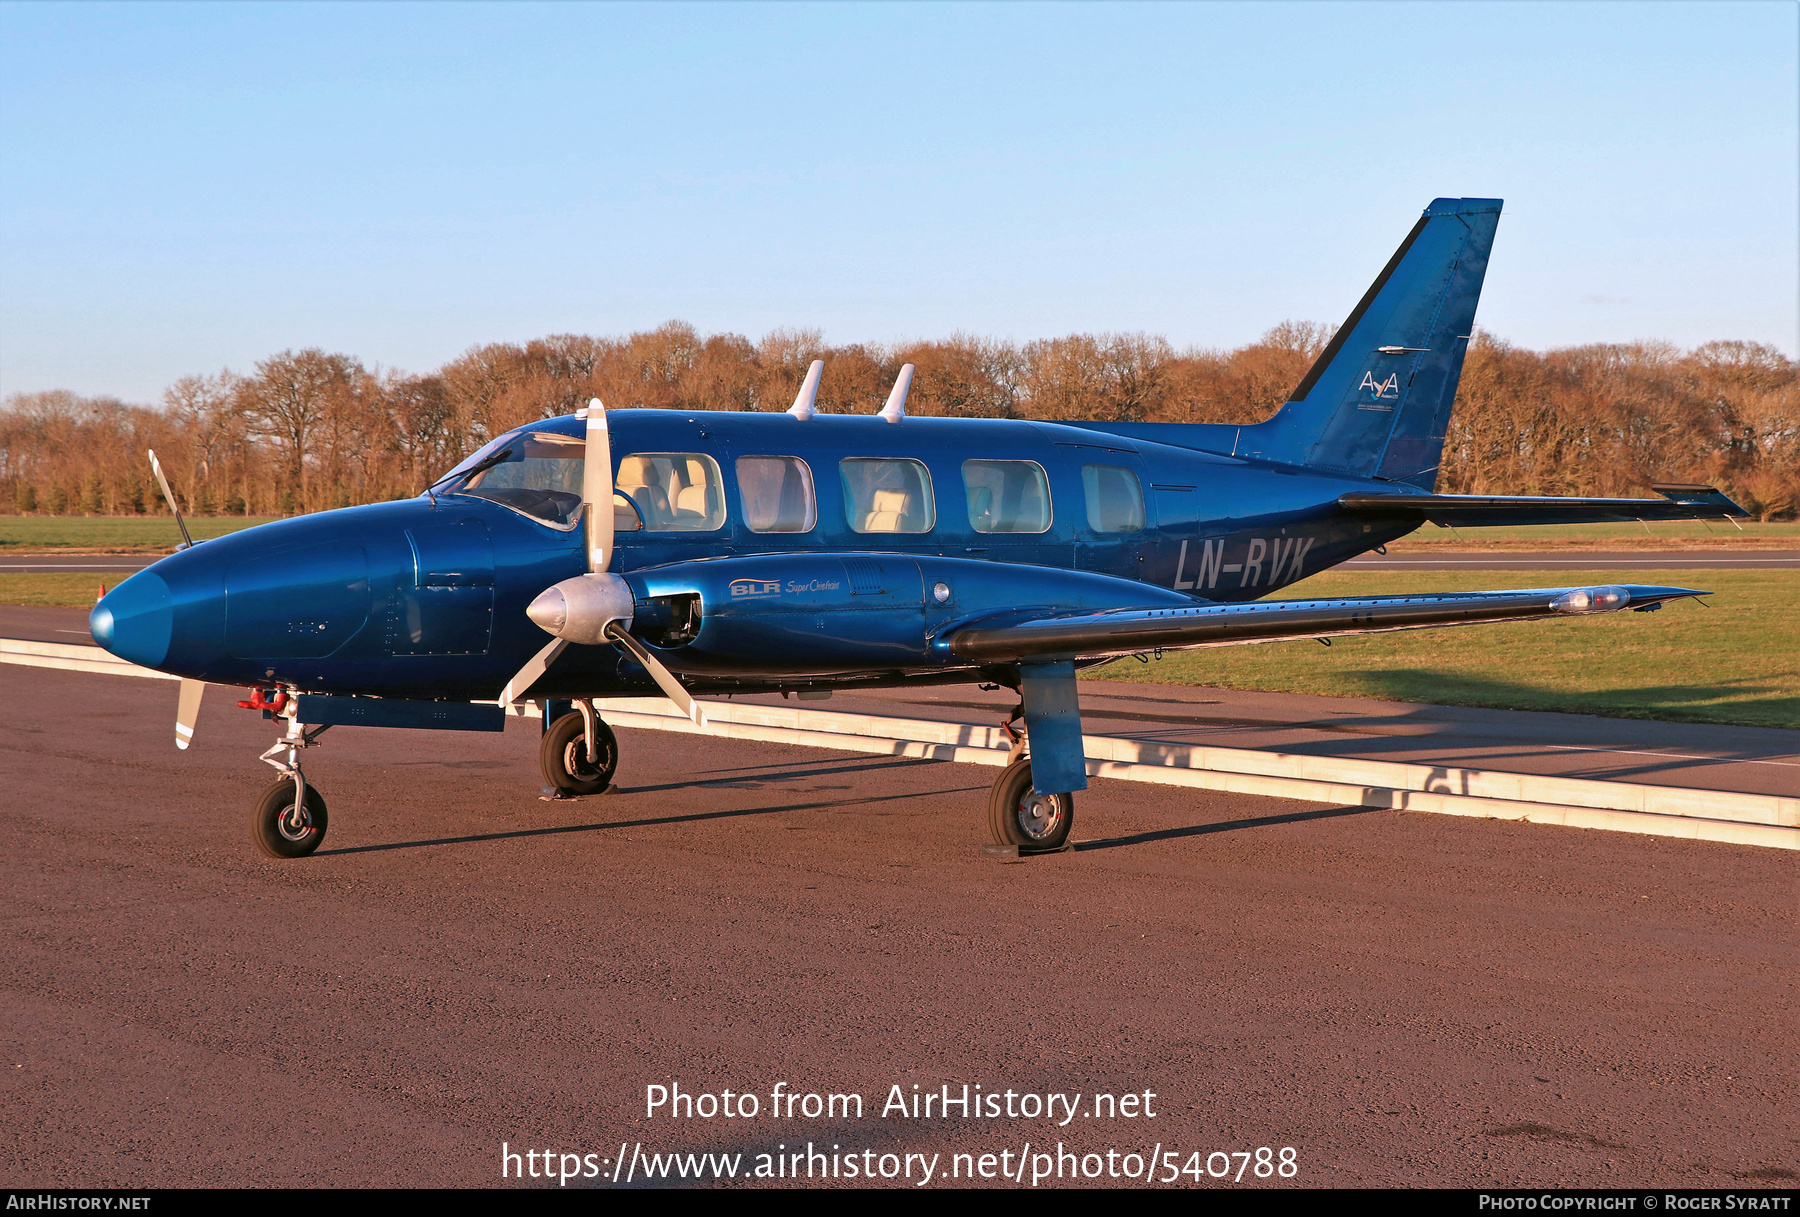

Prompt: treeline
xmin=2 ymin=321 xmax=1795 ymax=521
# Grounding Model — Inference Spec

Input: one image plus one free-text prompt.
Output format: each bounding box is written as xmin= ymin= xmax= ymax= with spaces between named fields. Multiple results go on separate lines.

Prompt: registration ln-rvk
xmin=91 ymin=198 xmax=1745 ymax=858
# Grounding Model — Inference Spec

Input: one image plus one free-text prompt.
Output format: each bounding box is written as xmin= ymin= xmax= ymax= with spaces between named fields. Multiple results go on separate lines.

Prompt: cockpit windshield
xmin=436 ymin=429 xmax=585 ymax=527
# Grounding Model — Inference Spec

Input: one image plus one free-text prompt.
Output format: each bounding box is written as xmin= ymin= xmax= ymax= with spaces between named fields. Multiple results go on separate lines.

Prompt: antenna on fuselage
xmin=878 ymin=363 xmax=914 ymax=424
xmin=787 ymin=360 xmax=824 ymax=419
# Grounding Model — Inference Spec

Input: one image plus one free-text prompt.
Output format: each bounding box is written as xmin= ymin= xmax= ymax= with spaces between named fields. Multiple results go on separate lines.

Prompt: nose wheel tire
xmin=252 ymin=779 xmax=328 ymax=859
xmin=987 ymin=756 xmax=1074 ymax=854
xmin=539 ymin=711 xmax=619 ymax=795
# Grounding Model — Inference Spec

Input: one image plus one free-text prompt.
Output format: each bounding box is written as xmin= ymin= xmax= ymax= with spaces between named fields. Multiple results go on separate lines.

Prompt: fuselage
xmin=90 ymin=410 xmax=1423 ymax=699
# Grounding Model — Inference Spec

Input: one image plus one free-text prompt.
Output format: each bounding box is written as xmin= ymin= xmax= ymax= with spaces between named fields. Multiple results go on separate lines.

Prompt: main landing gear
xmin=985 ymin=682 xmax=1079 ymax=855
xmin=987 ymin=755 xmax=1075 ymax=854
xmin=538 ymin=702 xmax=619 ymax=796
xmin=245 ymin=690 xmax=332 ymax=859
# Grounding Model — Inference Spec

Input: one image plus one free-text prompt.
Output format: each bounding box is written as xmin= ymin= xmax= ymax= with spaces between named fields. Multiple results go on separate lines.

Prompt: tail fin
xmin=1234 ymin=197 xmax=1501 ymax=489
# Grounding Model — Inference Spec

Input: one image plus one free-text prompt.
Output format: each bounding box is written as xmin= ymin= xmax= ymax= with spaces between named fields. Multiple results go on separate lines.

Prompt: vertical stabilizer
xmin=1233 ymin=198 xmax=1501 ymax=488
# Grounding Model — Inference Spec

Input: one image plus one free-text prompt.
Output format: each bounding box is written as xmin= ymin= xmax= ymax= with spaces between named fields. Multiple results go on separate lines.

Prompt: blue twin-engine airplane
xmin=92 ymin=198 xmax=1745 ymax=859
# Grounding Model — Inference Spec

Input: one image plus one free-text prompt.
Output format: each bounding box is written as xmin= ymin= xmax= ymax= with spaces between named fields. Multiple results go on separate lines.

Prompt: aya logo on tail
xmin=1359 ymin=371 xmax=1400 ymax=399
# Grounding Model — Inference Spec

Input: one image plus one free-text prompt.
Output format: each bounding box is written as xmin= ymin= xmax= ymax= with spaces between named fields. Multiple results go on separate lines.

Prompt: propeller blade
xmin=786 ymin=360 xmax=824 ymax=419
xmin=500 ymin=637 xmax=569 ymax=706
xmin=606 ymin=623 xmax=707 ymax=727
xmin=147 ymin=450 xmax=195 ymax=550
xmin=877 ymin=363 xmax=914 ymax=423
xmin=582 ymin=400 xmax=614 ymax=573
xmin=175 ymin=678 xmax=204 ymax=750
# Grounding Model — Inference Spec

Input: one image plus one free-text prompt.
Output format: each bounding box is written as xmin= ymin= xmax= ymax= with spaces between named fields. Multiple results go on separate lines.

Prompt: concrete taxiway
xmin=1 ymin=655 xmax=1794 ymax=1188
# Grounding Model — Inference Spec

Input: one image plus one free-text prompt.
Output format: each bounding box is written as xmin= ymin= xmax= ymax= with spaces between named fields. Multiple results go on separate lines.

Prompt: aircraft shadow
xmin=1314 ymin=669 xmax=1797 ymax=775
xmin=1091 ymin=671 xmax=1797 ymax=786
xmin=315 ymin=781 xmax=986 ymax=857
xmin=630 ymin=755 xmax=943 ymax=793
xmin=1073 ymin=803 xmax=1378 ymax=853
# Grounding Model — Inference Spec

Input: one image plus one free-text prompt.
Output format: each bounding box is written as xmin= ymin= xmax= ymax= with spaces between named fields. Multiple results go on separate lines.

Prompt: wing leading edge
xmin=943 ymin=583 xmax=1704 ymax=664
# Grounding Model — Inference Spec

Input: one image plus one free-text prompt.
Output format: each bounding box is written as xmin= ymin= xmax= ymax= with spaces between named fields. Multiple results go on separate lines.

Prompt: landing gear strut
xmin=539 ymin=702 xmax=618 ymax=796
xmin=252 ymin=702 xmax=331 ymax=858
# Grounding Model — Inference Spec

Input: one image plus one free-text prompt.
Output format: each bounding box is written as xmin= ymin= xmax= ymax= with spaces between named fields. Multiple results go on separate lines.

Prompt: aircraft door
xmin=390 ymin=518 xmax=495 ymax=655
xmin=1150 ymin=483 xmax=1202 ymax=591
xmin=1066 ymin=447 xmax=1153 ymax=582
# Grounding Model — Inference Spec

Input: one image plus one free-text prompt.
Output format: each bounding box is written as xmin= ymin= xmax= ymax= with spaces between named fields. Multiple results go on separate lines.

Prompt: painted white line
xmin=575 ymin=697 xmax=1797 ymax=832
xmin=0 ymin=637 xmax=178 ymax=681
xmin=1540 ymin=742 xmax=1800 ymax=770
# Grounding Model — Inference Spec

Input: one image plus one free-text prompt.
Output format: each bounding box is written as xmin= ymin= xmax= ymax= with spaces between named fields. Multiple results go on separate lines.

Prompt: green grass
xmin=1390 ymin=520 xmax=1798 ymax=548
xmin=0 ymin=573 xmax=110 ymax=607
xmin=0 ymin=515 xmax=282 ymax=551
xmin=1083 ymin=569 xmax=1799 ymax=730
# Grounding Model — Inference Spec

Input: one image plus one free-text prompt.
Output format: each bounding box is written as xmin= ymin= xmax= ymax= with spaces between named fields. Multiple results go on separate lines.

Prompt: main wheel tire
xmin=987 ymin=756 xmax=1074 ymax=853
xmin=252 ymin=778 xmax=328 ymax=859
xmin=539 ymin=710 xmax=618 ymax=795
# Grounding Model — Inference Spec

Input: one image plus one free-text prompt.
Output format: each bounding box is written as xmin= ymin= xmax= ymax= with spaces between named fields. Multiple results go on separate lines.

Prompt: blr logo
xmin=1359 ymin=371 xmax=1400 ymax=399
xmin=729 ymin=578 xmax=781 ymax=598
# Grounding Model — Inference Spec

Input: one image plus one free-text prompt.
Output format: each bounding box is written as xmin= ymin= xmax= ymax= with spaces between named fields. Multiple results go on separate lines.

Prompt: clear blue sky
xmin=2 ymin=0 xmax=1794 ymax=402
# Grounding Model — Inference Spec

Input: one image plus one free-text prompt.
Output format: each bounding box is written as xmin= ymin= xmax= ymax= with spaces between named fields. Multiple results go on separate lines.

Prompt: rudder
xmin=1234 ymin=197 xmax=1502 ymax=489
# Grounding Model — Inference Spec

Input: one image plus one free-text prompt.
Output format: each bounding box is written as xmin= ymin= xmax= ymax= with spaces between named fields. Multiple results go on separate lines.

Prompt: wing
xmin=942 ymin=583 xmax=1704 ymax=663
xmin=1338 ymin=483 xmax=1745 ymax=526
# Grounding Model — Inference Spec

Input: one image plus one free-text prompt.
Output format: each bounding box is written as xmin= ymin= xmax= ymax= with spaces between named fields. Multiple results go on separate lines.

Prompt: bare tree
xmin=3 ymin=321 xmax=1794 ymax=519
xmin=235 ymin=349 xmax=362 ymax=513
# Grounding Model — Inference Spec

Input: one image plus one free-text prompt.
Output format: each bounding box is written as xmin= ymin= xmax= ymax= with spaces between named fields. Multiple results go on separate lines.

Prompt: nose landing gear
xmin=252 ymin=777 xmax=328 ymax=859
xmin=252 ymin=702 xmax=331 ymax=859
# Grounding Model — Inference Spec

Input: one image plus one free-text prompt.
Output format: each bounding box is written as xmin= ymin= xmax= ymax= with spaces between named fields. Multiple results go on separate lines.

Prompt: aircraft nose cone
xmin=90 ymin=572 xmax=173 ymax=668
xmin=527 ymin=586 xmax=568 ymax=636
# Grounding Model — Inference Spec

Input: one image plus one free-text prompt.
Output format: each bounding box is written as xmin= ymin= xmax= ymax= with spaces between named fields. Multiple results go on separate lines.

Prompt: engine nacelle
xmin=619 ymin=552 xmax=1197 ymax=676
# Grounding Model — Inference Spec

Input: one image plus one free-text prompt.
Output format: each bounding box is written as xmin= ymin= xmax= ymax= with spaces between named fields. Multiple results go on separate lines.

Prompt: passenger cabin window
xmin=617 ymin=453 xmax=726 ymax=532
xmin=445 ymin=429 xmax=585 ymax=527
xmin=736 ymin=456 xmax=817 ymax=533
xmin=963 ymin=459 xmax=1051 ymax=534
xmin=841 ymin=458 xmax=934 ymax=534
xmin=1082 ymin=463 xmax=1145 ymax=533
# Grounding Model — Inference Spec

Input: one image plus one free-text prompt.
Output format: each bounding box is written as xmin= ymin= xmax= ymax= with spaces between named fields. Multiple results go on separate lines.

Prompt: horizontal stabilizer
xmin=1338 ymin=485 xmax=1748 ymax=526
xmin=944 ymin=584 xmax=1703 ymax=664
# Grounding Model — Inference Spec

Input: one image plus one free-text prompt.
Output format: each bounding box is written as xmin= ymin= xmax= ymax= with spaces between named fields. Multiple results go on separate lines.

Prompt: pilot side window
xmin=840 ymin=458 xmax=934 ymax=534
xmin=616 ymin=453 xmax=726 ymax=532
xmin=1081 ymin=463 xmax=1144 ymax=533
xmin=963 ymin=459 xmax=1051 ymax=534
xmin=736 ymin=456 xmax=817 ymax=533
xmin=444 ymin=429 xmax=586 ymax=527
